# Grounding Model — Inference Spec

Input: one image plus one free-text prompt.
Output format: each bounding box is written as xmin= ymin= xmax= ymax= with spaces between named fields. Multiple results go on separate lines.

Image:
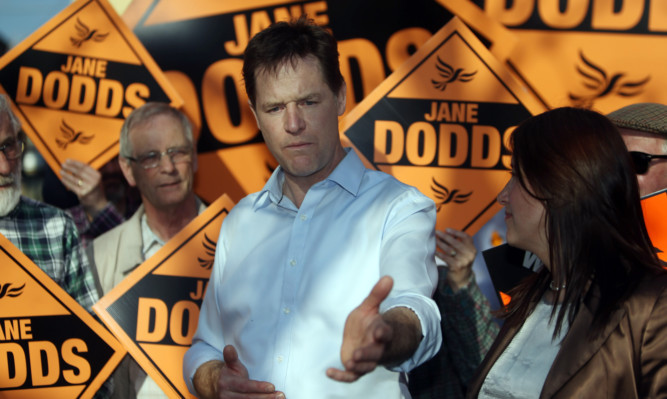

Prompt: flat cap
xmin=607 ymin=102 xmax=667 ymax=136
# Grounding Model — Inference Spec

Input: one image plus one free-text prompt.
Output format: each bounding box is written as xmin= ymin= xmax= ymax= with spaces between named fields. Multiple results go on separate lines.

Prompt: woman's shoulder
xmin=625 ymin=270 xmax=667 ymax=318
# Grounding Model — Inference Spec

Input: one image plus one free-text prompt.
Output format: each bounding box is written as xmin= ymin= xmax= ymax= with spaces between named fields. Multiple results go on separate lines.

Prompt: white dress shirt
xmin=184 ymin=149 xmax=441 ymax=399
xmin=479 ymin=297 xmax=570 ymax=398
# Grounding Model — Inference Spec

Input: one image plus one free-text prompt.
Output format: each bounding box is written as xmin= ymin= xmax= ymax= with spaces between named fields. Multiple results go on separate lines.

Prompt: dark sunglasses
xmin=629 ymin=151 xmax=667 ymax=175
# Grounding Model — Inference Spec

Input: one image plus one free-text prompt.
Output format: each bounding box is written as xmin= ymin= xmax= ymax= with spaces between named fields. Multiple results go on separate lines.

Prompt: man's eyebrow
xmin=0 ymin=136 xmax=17 ymax=145
xmin=261 ymin=93 xmax=323 ymax=109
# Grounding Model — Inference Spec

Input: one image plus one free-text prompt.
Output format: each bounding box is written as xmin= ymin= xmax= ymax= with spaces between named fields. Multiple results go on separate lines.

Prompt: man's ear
xmin=336 ymin=81 xmax=347 ymax=117
xmin=192 ymin=151 xmax=198 ymax=173
xmin=119 ymin=157 xmax=137 ymax=187
xmin=249 ymin=100 xmax=259 ymax=129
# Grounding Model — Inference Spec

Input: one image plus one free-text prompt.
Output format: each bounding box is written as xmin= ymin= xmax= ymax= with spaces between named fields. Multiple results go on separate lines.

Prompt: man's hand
xmin=436 ymin=228 xmax=477 ymax=292
xmin=59 ymin=159 xmax=108 ymax=218
xmin=193 ymin=345 xmax=284 ymax=399
xmin=326 ymin=276 xmax=422 ymax=383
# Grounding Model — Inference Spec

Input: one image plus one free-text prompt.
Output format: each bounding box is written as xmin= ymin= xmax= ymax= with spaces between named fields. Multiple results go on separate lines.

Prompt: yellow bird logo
xmin=56 ymin=119 xmax=94 ymax=149
xmin=70 ymin=17 xmax=109 ymax=48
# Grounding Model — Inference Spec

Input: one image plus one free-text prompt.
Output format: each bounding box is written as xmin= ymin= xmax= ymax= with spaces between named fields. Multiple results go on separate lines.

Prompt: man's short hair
xmin=119 ymin=102 xmax=193 ymax=158
xmin=607 ymin=103 xmax=667 ymax=137
xmin=242 ymin=15 xmax=344 ymax=107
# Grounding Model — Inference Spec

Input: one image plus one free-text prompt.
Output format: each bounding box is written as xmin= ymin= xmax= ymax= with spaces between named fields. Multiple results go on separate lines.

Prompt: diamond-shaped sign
xmin=340 ymin=17 xmax=546 ymax=235
xmin=94 ymin=194 xmax=235 ymax=399
xmin=0 ymin=234 xmax=125 ymax=398
xmin=439 ymin=0 xmax=667 ymax=113
xmin=0 ymin=0 xmax=182 ymax=175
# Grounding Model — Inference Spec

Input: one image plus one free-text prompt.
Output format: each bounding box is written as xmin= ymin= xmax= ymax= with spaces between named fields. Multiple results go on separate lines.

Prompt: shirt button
xmin=283 ymin=307 xmax=291 ymax=314
xmin=300 ymin=214 xmax=307 ymax=221
xmin=290 ymin=259 xmax=296 ymax=267
xmin=277 ymin=355 xmax=284 ymax=363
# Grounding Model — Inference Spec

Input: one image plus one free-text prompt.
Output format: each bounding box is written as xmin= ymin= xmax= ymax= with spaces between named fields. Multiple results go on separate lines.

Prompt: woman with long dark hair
xmin=467 ymin=107 xmax=667 ymax=398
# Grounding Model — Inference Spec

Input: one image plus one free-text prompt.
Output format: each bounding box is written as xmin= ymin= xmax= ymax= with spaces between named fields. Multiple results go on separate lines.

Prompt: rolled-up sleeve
xmin=379 ymin=188 xmax=442 ymax=372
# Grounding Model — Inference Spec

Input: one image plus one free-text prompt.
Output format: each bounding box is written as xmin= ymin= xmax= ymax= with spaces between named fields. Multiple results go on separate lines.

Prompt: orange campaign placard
xmin=642 ymin=189 xmax=667 ymax=265
xmin=94 ymin=194 xmax=235 ymax=399
xmin=118 ymin=0 xmax=515 ymax=207
xmin=438 ymin=0 xmax=667 ymax=113
xmin=0 ymin=235 xmax=125 ymax=398
xmin=340 ymin=17 xmax=547 ymax=235
xmin=0 ymin=0 xmax=183 ymax=175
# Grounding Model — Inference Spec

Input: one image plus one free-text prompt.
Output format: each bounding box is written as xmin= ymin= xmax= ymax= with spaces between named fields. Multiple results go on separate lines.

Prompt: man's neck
xmin=282 ymin=146 xmax=347 ymax=208
xmin=143 ymin=195 xmax=198 ymax=242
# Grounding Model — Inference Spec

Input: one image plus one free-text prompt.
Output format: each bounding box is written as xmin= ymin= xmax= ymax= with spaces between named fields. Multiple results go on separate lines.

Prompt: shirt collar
xmin=141 ymin=212 xmax=165 ymax=259
xmin=253 ymin=148 xmax=365 ymax=209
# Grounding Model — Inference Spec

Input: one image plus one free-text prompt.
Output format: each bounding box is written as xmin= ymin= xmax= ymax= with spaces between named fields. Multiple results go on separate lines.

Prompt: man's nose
xmin=157 ymin=151 xmax=176 ymax=172
xmin=0 ymin=151 xmax=13 ymax=175
xmin=284 ymin=105 xmax=305 ymax=134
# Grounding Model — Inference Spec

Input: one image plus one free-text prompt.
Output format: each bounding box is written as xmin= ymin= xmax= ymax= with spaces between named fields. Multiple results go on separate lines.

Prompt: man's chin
xmin=0 ymin=185 xmax=21 ymax=217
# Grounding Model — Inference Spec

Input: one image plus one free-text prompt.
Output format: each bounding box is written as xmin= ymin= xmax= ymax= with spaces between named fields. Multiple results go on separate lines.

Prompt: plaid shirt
xmin=0 ymin=197 xmax=110 ymax=398
xmin=409 ymin=268 xmax=500 ymax=399
xmin=68 ymin=203 xmax=125 ymax=248
xmin=0 ymin=196 xmax=99 ymax=312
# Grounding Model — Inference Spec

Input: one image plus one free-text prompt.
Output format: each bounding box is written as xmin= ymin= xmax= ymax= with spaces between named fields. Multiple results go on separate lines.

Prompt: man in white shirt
xmin=183 ymin=16 xmax=441 ymax=399
xmin=94 ymin=102 xmax=205 ymax=398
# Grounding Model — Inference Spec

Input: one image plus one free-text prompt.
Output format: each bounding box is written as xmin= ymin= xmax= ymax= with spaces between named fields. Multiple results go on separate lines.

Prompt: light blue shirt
xmin=184 ymin=149 xmax=441 ymax=398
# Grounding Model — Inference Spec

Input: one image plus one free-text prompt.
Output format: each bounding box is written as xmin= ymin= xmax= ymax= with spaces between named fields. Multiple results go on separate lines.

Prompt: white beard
xmin=0 ymin=171 xmax=21 ymax=217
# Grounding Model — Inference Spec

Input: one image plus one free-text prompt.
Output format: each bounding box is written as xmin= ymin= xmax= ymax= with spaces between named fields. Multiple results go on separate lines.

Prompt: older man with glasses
xmin=608 ymin=102 xmax=667 ymax=198
xmin=0 ymin=94 xmax=110 ymax=396
xmin=92 ymin=101 xmax=205 ymax=399
xmin=0 ymin=93 xmax=100 ymax=311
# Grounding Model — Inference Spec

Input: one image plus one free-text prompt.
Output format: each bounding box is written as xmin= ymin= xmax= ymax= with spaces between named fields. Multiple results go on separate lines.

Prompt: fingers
xmin=222 ymin=345 xmax=245 ymax=375
xmin=435 ymin=228 xmax=477 ymax=268
xmin=219 ymin=345 xmax=280 ymax=396
xmin=59 ymin=159 xmax=103 ymax=197
xmin=326 ymin=367 xmax=359 ymax=383
xmin=358 ymin=276 xmax=393 ymax=313
xmin=327 ymin=343 xmax=384 ymax=383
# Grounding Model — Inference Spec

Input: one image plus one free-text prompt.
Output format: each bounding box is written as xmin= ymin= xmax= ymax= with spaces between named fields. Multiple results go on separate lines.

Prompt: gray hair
xmin=0 ymin=94 xmax=22 ymax=137
xmin=119 ymin=102 xmax=194 ymax=158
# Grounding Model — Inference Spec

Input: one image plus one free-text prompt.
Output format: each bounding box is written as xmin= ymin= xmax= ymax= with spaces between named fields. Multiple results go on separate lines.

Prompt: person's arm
xmin=83 ymin=203 xmax=124 ymax=238
xmin=184 ymin=217 xmax=282 ymax=398
xmin=433 ymin=228 xmax=499 ymax=386
xmin=439 ymin=273 xmax=499 ymax=385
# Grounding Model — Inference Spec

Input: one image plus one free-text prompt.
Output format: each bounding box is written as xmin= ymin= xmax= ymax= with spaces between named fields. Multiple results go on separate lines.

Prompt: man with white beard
xmin=0 ymin=94 xmax=100 ymax=314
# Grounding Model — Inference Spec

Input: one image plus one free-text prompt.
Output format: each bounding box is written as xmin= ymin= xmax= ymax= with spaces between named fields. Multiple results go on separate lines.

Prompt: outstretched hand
xmin=194 ymin=345 xmax=283 ymax=399
xmin=326 ymin=276 xmax=394 ymax=382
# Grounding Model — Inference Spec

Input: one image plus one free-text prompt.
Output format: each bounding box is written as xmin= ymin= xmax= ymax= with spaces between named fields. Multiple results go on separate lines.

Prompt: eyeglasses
xmin=629 ymin=151 xmax=667 ymax=175
xmin=0 ymin=139 xmax=25 ymax=160
xmin=125 ymin=146 xmax=193 ymax=170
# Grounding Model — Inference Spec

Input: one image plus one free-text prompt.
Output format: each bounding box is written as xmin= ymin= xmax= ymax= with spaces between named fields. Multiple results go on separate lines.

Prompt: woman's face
xmin=497 ymin=168 xmax=550 ymax=267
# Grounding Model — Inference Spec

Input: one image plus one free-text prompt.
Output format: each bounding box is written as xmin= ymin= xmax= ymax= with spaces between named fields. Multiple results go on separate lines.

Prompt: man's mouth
xmin=0 ymin=176 xmax=15 ymax=188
